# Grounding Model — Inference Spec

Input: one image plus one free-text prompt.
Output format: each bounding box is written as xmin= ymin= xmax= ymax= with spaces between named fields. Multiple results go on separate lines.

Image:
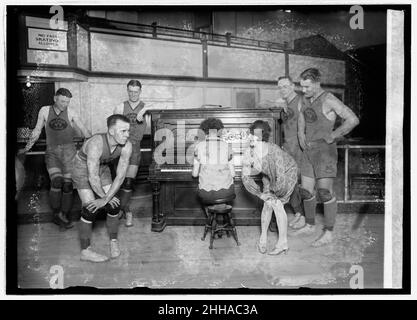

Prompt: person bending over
xmin=72 ymin=114 xmax=132 ymax=262
xmin=242 ymin=120 xmax=297 ymax=255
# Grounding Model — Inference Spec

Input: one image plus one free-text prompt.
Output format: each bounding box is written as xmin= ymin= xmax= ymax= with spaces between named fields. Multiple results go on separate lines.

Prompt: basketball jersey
xmin=302 ymin=92 xmax=335 ymax=142
xmin=45 ymin=106 xmax=75 ymax=146
xmin=281 ymin=94 xmax=301 ymax=140
xmin=78 ymin=134 xmax=123 ymax=165
xmin=123 ymin=101 xmax=146 ymax=144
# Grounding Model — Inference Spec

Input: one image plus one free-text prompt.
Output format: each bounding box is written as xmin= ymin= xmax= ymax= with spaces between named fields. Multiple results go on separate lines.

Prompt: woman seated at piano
xmin=192 ymin=117 xmax=235 ymax=205
xmin=242 ymin=120 xmax=298 ymax=256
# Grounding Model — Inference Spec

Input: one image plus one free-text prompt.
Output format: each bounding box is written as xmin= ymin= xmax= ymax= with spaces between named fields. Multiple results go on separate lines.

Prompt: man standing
xmin=113 ymin=80 xmax=148 ymax=227
xmin=72 ymin=114 xmax=132 ymax=262
xmin=294 ymin=68 xmax=359 ymax=247
xmin=277 ymin=76 xmax=305 ymax=230
xmin=19 ymin=88 xmax=91 ymax=229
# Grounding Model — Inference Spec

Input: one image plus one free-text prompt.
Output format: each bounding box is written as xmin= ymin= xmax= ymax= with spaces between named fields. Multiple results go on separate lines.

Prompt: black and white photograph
xmin=3 ymin=1 xmax=410 ymax=295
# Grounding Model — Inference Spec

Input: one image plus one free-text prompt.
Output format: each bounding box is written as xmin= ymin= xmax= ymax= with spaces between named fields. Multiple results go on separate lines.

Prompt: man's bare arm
xmin=86 ymin=136 xmax=107 ymax=198
xmin=326 ymin=95 xmax=360 ymax=140
xmin=21 ymin=107 xmax=47 ymax=152
xmin=72 ymin=114 xmax=91 ymax=138
xmin=104 ymin=142 xmax=133 ymax=202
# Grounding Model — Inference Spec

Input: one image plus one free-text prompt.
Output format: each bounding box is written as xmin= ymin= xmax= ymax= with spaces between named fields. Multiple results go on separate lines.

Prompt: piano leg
xmin=151 ymin=182 xmax=166 ymax=232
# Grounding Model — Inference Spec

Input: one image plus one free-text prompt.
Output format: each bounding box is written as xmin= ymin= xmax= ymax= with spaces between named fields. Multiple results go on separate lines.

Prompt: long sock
xmin=79 ymin=220 xmax=92 ymax=249
xmin=260 ymin=202 xmax=273 ymax=243
xmin=119 ymin=188 xmax=132 ymax=212
xmin=289 ymin=185 xmax=304 ymax=215
xmin=106 ymin=215 xmax=119 ymax=240
xmin=49 ymin=188 xmax=62 ymax=215
xmin=303 ymin=196 xmax=317 ymax=225
xmin=323 ymin=197 xmax=337 ymax=231
xmin=61 ymin=191 xmax=73 ymax=217
xmin=271 ymin=201 xmax=287 ymax=247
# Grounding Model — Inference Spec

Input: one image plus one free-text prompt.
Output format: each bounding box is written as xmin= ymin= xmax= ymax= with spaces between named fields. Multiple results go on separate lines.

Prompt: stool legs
xmin=228 ymin=211 xmax=240 ymax=246
xmin=202 ymin=207 xmax=240 ymax=249
xmin=209 ymin=213 xmax=217 ymax=249
xmin=201 ymin=207 xmax=211 ymax=241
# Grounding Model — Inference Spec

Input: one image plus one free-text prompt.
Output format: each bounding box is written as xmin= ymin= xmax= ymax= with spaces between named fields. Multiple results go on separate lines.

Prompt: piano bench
xmin=200 ymin=196 xmax=240 ymax=249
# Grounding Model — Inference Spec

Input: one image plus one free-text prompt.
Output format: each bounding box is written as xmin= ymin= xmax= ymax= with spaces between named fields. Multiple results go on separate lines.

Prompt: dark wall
xmin=345 ymin=44 xmax=386 ymax=142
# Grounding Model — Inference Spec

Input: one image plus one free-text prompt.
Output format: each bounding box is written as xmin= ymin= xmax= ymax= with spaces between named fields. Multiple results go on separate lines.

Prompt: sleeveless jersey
xmin=78 ymin=134 xmax=123 ymax=165
xmin=281 ymin=94 xmax=301 ymax=140
xmin=123 ymin=101 xmax=146 ymax=143
xmin=45 ymin=106 xmax=75 ymax=146
xmin=302 ymin=92 xmax=335 ymax=142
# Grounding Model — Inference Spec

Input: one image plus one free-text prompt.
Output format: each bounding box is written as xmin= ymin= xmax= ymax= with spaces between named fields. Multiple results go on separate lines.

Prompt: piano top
xmin=148 ymin=107 xmax=283 ymax=119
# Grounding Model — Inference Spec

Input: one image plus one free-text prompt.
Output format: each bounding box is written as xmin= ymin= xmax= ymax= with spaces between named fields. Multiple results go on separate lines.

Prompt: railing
xmin=337 ymin=144 xmax=385 ymax=203
xmin=88 ymin=18 xmax=289 ymax=52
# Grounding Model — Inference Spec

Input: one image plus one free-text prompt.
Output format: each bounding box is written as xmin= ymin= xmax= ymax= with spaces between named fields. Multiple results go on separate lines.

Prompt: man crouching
xmin=72 ymin=114 xmax=132 ymax=262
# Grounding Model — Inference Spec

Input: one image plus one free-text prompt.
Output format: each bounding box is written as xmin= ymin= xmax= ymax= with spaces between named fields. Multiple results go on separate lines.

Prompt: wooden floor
xmin=17 ymin=213 xmax=384 ymax=289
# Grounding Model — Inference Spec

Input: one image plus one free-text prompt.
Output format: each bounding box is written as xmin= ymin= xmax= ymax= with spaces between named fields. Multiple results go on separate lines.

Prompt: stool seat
xmin=207 ymin=204 xmax=232 ymax=214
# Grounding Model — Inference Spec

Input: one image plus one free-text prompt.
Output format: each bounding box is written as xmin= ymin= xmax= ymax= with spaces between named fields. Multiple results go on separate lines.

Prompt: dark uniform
xmin=72 ymin=134 xmax=123 ymax=190
xmin=122 ymin=101 xmax=146 ymax=166
xmin=45 ymin=106 xmax=77 ymax=175
xmin=44 ymin=106 xmax=77 ymax=226
xmin=299 ymin=91 xmax=339 ymax=233
xmin=300 ymin=92 xmax=338 ymax=179
xmin=281 ymin=94 xmax=303 ymax=166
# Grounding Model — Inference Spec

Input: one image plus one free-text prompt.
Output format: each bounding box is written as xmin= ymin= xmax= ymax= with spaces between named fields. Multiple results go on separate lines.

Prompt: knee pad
xmin=122 ymin=177 xmax=134 ymax=191
xmin=299 ymin=186 xmax=314 ymax=200
xmin=62 ymin=181 xmax=73 ymax=193
xmin=317 ymin=188 xmax=333 ymax=203
xmin=104 ymin=202 xmax=121 ymax=217
xmin=51 ymin=176 xmax=64 ymax=189
xmin=81 ymin=207 xmax=97 ymax=223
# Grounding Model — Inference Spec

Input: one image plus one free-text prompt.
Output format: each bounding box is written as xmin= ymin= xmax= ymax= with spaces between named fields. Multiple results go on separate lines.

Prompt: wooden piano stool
xmin=201 ymin=195 xmax=241 ymax=249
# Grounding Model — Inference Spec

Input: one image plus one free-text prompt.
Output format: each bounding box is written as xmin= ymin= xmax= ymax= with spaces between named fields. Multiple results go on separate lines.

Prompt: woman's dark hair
xmin=249 ymin=120 xmax=271 ymax=142
xmin=199 ymin=117 xmax=224 ymax=135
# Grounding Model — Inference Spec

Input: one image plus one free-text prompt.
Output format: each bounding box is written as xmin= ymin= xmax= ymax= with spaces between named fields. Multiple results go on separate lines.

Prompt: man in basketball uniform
xmin=19 ymin=88 xmax=91 ymax=229
xmin=72 ymin=114 xmax=132 ymax=262
xmin=294 ymin=68 xmax=359 ymax=247
xmin=113 ymin=80 xmax=148 ymax=227
xmin=277 ymin=76 xmax=305 ymax=230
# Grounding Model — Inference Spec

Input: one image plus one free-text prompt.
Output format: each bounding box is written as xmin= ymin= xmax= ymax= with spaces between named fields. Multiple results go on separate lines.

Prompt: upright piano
xmin=148 ymin=108 xmax=282 ymax=231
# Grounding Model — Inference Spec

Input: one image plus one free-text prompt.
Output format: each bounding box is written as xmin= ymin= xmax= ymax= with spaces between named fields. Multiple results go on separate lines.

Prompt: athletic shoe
xmin=291 ymin=223 xmax=315 ymax=236
xmin=110 ymin=239 xmax=121 ymax=258
xmin=80 ymin=247 xmax=108 ymax=262
xmin=125 ymin=211 xmax=133 ymax=227
xmin=289 ymin=212 xmax=301 ymax=228
xmin=311 ymin=230 xmax=333 ymax=247
xmin=292 ymin=215 xmax=306 ymax=229
xmin=53 ymin=212 xmax=74 ymax=229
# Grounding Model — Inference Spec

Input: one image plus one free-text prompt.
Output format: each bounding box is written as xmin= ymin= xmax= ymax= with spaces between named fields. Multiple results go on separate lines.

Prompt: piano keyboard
xmin=160 ymin=168 xmax=242 ymax=172
xmin=161 ymin=168 xmax=191 ymax=172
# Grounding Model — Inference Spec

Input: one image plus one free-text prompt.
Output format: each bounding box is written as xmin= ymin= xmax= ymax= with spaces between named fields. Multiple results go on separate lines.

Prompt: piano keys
xmin=148 ymin=107 xmax=282 ymax=231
